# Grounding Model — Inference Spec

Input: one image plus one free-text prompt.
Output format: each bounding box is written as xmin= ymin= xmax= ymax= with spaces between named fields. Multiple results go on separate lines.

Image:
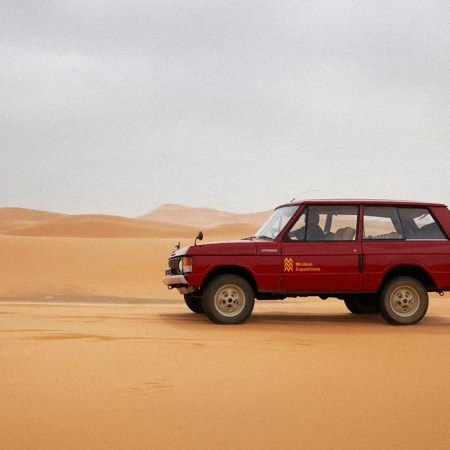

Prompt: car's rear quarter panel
xmin=362 ymin=240 xmax=450 ymax=291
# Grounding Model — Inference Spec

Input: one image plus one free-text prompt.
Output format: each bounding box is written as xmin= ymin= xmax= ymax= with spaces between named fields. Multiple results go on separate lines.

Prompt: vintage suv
xmin=163 ymin=200 xmax=450 ymax=325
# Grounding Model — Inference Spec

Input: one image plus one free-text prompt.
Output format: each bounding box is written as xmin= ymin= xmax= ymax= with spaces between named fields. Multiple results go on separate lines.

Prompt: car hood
xmin=170 ymin=240 xmax=258 ymax=257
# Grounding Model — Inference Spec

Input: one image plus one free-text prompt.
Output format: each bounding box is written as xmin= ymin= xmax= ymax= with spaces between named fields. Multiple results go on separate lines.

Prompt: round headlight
xmin=178 ymin=259 xmax=183 ymax=273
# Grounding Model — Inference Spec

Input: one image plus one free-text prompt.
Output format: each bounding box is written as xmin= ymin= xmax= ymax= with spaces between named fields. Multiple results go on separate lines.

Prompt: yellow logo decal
xmin=284 ymin=257 xmax=294 ymax=272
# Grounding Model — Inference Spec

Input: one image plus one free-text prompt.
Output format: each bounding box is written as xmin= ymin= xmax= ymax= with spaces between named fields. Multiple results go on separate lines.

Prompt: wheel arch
xmin=379 ymin=265 xmax=437 ymax=293
xmin=201 ymin=265 xmax=258 ymax=295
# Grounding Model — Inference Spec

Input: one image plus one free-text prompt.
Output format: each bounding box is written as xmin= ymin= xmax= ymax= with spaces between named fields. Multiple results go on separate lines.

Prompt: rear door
xmin=281 ymin=205 xmax=362 ymax=293
xmin=362 ymin=205 xmax=450 ymax=291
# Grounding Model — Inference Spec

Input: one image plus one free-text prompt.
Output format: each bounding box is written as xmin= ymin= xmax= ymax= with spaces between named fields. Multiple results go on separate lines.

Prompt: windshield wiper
xmin=242 ymin=235 xmax=274 ymax=241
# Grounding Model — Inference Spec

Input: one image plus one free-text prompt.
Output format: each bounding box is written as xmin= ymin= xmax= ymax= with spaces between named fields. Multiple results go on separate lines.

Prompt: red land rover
xmin=163 ymin=200 xmax=450 ymax=325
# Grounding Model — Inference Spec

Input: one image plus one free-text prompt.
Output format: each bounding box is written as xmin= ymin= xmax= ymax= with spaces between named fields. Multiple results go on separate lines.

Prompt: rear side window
xmin=398 ymin=208 xmax=446 ymax=240
xmin=363 ymin=207 xmax=404 ymax=240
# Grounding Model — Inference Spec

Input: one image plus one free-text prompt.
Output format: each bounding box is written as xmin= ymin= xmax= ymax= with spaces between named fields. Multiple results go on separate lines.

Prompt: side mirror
xmin=195 ymin=231 xmax=203 ymax=246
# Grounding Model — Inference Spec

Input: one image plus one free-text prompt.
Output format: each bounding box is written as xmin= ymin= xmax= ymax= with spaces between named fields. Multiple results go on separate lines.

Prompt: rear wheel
xmin=380 ymin=276 xmax=428 ymax=325
xmin=344 ymin=295 xmax=380 ymax=314
xmin=184 ymin=294 xmax=204 ymax=314
xmin=202 ymin=275 xmax=254 ymax=324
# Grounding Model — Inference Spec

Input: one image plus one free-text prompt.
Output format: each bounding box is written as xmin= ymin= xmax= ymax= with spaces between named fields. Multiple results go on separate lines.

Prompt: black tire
xmin=202 ymin=274 xmax=255 ymax=324
xmin=184 ymin=294 xmax=204 ymax=314
xmin=380 ymin=276 xmax=428 ymax=325
xmin=343 ymin=295 xmax=380 ymax=314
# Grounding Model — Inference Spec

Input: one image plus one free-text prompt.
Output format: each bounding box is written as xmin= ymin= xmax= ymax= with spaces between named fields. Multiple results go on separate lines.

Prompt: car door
xmin=361 ymin=205 xmax=450 ymax=292
xmin=281 ymin=205 xmax=362 ymax=293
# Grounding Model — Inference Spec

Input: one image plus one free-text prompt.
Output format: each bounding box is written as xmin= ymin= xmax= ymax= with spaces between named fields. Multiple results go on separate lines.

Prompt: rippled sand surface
xmin=1 ymin=296 xmax=450 ymax=450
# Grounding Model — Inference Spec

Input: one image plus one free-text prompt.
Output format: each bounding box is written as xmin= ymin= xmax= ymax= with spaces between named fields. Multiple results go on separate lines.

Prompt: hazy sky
xmin=1 ymin=0 xmax=449 ymax=216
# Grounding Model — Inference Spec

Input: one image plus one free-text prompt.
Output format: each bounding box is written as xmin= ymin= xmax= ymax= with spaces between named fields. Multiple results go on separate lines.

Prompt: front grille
xmin=168 ymin=257 xmax=181 ymax=275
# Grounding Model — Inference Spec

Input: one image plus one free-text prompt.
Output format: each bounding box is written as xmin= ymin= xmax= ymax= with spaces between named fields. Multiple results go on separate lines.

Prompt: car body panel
xmin=281 ymin=241 xmax=362 ymax=293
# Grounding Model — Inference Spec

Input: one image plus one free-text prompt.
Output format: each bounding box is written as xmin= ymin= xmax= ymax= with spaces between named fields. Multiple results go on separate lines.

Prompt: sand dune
xmin=0 ymin=206 xmax=260 ymax=240
xmin=0 ymin=235 xmax=180 ymax=299
xmin=141 ymin=203 xmax=271 ymax=228
xmin=0 ymin=229 xmax=253 ymax=300
xmin=0 ymin=206 xmax=64 ymax=233
xmin=204 ymin=222 xmax=258 ymax=240
xmin=2 ymin=214 xmax=199 ymax=239
xmin=0 ymin=205 xmax=258 ymax=299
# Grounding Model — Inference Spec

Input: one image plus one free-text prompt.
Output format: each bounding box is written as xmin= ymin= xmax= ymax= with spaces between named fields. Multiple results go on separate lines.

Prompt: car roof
xmin=277 ymin=199 xmax=447 ymax=208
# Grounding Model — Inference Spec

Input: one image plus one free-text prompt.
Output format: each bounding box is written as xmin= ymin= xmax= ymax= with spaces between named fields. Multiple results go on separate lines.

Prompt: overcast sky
xmin=1 ymin=0 xmax=449 ymax=216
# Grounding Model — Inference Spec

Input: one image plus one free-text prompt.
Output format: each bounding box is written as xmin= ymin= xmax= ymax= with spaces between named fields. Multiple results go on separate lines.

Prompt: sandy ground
xmin=1 ymin=295 xmax=450 ymax=450
xmin=1 ymin=206 xmax=449 ymax=449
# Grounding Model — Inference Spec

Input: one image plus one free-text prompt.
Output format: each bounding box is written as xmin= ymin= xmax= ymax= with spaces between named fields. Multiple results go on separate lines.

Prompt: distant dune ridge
xmin=140 ymin=203 xmax=271 ymax=229
xmin=2 ymin=214 xmax=198 ymax=239
xmin=0 ymin=204 xmax=271 ymax=239
xmin=0 ymin=207 xmax=64 ymax=233
xmin=0 ymin=204 xmax=271 ymax=299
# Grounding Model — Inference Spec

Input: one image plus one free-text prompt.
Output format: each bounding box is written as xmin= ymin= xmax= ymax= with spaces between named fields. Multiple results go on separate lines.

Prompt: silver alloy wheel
xmin=214 ymin=284 xmax=246 ymax=317
xmin=389 ymin=285 xmax=420 ymax=317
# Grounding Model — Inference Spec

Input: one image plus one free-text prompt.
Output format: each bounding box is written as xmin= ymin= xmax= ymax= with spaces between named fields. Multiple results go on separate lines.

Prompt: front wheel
xmin=380 ymin=276 xmax=428 ymax=325
xmin=202 ymin=275 xmax=255 ymax=324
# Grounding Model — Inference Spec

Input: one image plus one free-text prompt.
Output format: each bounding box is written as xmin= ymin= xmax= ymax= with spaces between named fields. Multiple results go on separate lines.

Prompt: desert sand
xmin=1 ymin=296 xmax=450 ymax=450
xmin=0 ymin=205 xmax=449 ymax=449
xmin=0 ymin=206 xmax=264 ymax=300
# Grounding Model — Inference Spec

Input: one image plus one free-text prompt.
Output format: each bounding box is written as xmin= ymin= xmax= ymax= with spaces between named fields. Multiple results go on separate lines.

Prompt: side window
xmin=320 ymin=205 xmax=358 ymax=241
xmin=363 ymin=207 xmax=404 ymax=240
xmin=284 ymin=205 xmax=358 ymax=241
xmin=398 ymin=208 xmax=446 ymax=240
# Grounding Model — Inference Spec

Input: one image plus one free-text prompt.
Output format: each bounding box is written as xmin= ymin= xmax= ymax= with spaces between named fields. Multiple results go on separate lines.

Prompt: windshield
xmin=254 ymin=205 xmax=299 ymax=239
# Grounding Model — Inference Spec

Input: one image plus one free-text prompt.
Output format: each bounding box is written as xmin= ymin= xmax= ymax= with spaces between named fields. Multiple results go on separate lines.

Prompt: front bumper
xmin=163 ymin=274 xmax=195 ymax=295
xmin=163 ymin=274 xmax=188 ymax=287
